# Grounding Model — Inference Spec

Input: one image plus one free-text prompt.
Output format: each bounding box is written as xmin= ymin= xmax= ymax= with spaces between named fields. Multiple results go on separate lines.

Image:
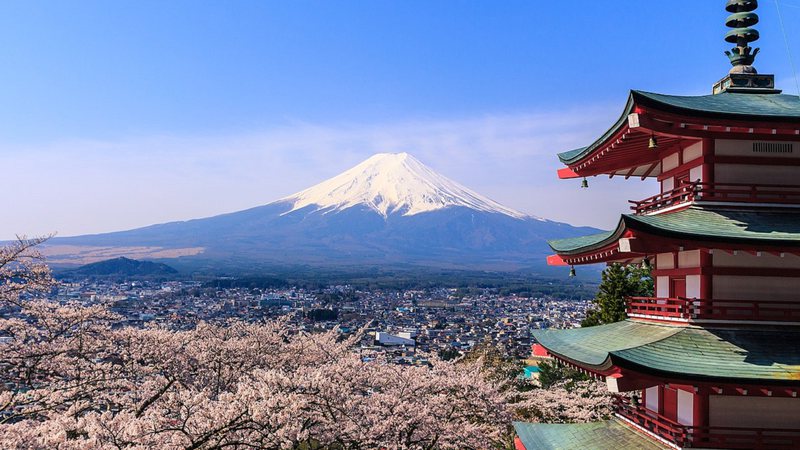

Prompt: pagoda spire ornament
xmin=724 ymin=0 xmax=760 ymax=73
xmin=713 ymin=0 xmax=780 ymax=94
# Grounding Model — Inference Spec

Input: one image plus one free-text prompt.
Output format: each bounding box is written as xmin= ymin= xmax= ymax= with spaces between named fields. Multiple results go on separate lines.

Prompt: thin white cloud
xmin=1 ymin=107 xmax=654 ymax=239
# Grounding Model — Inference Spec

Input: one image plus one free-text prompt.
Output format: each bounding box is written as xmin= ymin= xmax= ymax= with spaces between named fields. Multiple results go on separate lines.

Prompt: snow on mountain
xmin=280 ymin=152 xmax=534 ymax=220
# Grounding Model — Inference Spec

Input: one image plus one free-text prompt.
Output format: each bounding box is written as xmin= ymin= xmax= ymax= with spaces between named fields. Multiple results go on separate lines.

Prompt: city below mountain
xmin=44 ymin=153 xmax=598 ymax=275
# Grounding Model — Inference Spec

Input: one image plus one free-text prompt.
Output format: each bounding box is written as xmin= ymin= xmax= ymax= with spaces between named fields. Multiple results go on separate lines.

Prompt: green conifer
xmin=581 ymin=263 xmax=653 ymax=327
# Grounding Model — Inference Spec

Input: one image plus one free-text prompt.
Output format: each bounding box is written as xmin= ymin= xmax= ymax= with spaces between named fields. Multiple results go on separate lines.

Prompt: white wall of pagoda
xmin=712 ymin=252 xmax=800 ymax=302
xmin=716 ymin=164 xmax=799 ymax=185
xmin=653 ymin=249 xmax=800 ymax=305
xmin=714 ymin=139 xmax=800 ymax=185
xmin=642 ymin=384 xmax=698 ymax=426
xmin=658 ymin=139 xmax=800 ymax=195
xmin=709 ymin=396 xmax=800 ymax=429
xmin=643 ymin=388 xmax=800 ymax=432
xmin=713 ymin=276 xmax=800 ymax=301
xmin=655 ymin=250 xmax=702 ymax=299
xmin=713 ymin=251 xmax=800 ymax=268
xmin=645 ymin=385 xmax=659 ymax=411
xmin=660 ymin=141 xmax=704 ymax=193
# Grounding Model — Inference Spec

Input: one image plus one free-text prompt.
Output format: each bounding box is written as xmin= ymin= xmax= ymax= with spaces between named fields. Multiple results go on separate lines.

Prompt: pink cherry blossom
xmin=0 ymin=237 xmax=612 ymax=449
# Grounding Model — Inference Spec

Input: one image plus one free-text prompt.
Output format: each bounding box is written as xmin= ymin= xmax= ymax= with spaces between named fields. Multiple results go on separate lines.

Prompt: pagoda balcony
xmin=626 ymin=297 xmax=800 ymax=323
xmin=614 ymin=395 xmax=800 ymax=449
xmin=629 ymin=182 xmax=800 ymax=215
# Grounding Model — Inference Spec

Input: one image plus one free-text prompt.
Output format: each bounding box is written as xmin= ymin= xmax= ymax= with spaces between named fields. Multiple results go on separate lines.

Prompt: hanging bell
xmin=648 ymin=134 xmax=659 ymax=149
xmin=581 ymin=177 xmax=589 ymax=189
xmin=641 ymin=257 xmax=651 ymax=270
xmin=569 ymin=265 xmax=576 ymax=277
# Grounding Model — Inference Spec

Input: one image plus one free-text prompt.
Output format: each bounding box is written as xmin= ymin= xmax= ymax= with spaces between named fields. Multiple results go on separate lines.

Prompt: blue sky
xmin=3 ymin=1 xmax=800 ymax=238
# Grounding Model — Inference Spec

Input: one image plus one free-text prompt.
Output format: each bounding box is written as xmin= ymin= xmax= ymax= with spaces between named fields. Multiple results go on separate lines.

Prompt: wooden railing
xmin=614 ymin=395 xmax=800 ymax=449
xmin=627 ymin=297 xmax=800 ymax=323
xmin=627 ymin=297 xmax=692 ymax=319
xmin=630 ymin=182 xmax=800 ymax=215
xmin=613 ymin=395 xmax=687 ymax=444
xmin=629 ymin=183 xmax=696 ymax=215
xmin=696 ymin=182 xmax=800 ymax=205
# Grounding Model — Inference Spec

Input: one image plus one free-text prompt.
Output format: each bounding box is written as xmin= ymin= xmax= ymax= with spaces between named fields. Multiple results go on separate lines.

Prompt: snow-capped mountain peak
xmin=280 ymin=152 xmax=531 ymax=219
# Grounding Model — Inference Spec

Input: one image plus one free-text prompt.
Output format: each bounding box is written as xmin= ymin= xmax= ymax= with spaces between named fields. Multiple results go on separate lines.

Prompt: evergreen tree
xmin=581 ymin=263 xmax=653 ymax=327
xmin=536 ymin=360 xmax=588 ymax=389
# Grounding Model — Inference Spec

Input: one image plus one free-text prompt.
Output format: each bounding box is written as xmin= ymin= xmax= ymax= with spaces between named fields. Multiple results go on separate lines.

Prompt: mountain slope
xmin=283 ymin=152 xmax=528 ymax=219
xmin=45 ymin=153 xmax=598 ymax=272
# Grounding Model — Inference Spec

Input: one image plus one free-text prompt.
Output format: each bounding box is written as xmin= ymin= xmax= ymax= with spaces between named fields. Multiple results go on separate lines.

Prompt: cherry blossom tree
xmin=0 ymin=237 xmax=611 ymax=449
xmin=519 ymin=379 xmax=613 ymax=424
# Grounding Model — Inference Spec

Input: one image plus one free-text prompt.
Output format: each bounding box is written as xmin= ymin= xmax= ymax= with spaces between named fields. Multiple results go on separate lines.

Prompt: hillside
xmin=64 ymin=257 xmax=179 ymax=278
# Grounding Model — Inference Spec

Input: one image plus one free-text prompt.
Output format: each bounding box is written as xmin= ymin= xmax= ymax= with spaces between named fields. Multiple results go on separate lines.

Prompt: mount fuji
xmin=282 ymin=152 xmax=528 ymax=219
xmin=45 ymin=153 xmax=598 ymax=273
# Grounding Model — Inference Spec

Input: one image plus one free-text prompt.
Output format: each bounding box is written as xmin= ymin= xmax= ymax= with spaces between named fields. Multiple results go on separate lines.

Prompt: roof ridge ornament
xmin=713 ymin=0 xmax=781 ymax=94
xmin=724 ymin=0 xmax=761 ymax=72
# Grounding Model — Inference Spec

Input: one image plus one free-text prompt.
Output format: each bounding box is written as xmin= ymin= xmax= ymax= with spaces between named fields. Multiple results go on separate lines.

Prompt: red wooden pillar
xmin=692 ymin=390 xmax=709 ymax=426
xmin=700 ymin=250 xmax=713 ymax=301
xmin=701 ymin=138 xmax=715 ymax=184
xmin=692 ymin=389 xmax=710 ymax=446
xmin=663 ymin=386 xmax=678 ymax=422
xmin=641 ymin=387 xmax=647 ymax=410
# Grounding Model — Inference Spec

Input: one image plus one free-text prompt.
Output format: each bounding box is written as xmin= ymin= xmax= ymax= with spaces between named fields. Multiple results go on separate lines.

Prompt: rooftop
xmin=533 ymin=320 xmax=800 ymax=383
xmin=548 ymin=206 xmax=800 ymax=256
xmin=558 ymin=90 xmax=800 ymax=165
xmin=513 ymin=419 xmax=669 ymax=450
xmin=635 ymin=91 xmax=800 ymax=119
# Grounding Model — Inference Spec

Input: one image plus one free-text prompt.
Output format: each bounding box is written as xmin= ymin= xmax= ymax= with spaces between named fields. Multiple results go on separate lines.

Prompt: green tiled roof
xmin=626 ymin=207 xmax=800 ymax=246
xmin=548 ymin=229 xmax=620 ymax=254
xmin=532 ymin=320 xmax=681 ymax=368
xmin=557 ymin=146 xmax=590 ymax=164
xmin=616 ymin=327 xmax=800 ymax=382
xmin=548 ymin=207 xmax=800 ymax=256
xmin=557 ymin=90 xmax=800 ymax=165
xmin=514 ymin=419 xmax=669 ymax=450
xmin=635 ymin=90 xmax=800 ymax=120
xmin=532 ymin=320 xmax=800 ymax=383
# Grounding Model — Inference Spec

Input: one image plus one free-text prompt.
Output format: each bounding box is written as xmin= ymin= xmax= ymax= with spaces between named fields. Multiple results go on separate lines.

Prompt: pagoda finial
xmin=713 ymin=0 xmax=780 ymax=94
xmin=724 ymin=0 xmax=761 ymax=73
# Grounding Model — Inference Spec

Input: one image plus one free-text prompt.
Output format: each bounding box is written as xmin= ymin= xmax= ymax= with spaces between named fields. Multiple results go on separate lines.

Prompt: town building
xmin=516 ymin=2 xmax=800 ymax=449
xmin=375 ymin=331 xmax=416 ymax=347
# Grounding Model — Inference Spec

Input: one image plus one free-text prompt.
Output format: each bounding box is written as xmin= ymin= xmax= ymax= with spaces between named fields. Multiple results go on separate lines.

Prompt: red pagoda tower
xmin=515 ymin=1 xmax=800 ymax=449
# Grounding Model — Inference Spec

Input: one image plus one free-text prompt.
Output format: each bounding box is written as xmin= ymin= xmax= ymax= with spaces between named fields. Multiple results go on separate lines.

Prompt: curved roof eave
xmin=531 ymin=320 xmax=682 ymax=371
xmin=534 ymin=321 xmax=800 ymax=385
xmin=547 ymin=219 xmax=626 ymax=255
xmin=550 ymin=207 xmax=800 ymax=257
xmin=609 ymin=355 xmax=800 ymax=387
xmin=557 ymin=92 xmax=636 ymax=165
xmin=623 ymin=208 xmax=800 ymax=248
xmin=556 ymin=90 xmax=800 ymax=166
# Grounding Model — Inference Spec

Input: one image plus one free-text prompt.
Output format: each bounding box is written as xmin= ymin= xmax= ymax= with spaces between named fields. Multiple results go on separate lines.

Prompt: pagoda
xmin=515 ymin=1 xmax=800 ymax=449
